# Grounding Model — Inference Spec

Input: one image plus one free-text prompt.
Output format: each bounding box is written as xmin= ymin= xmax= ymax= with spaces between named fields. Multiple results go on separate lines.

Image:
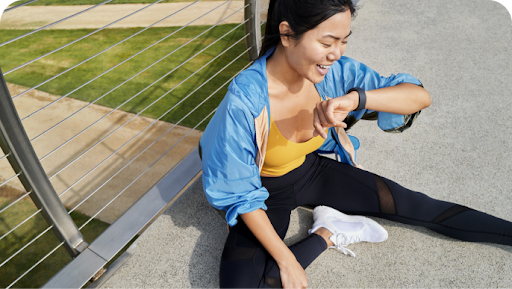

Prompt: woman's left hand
xmin=313 ymin=91 xmax=358 ymax=139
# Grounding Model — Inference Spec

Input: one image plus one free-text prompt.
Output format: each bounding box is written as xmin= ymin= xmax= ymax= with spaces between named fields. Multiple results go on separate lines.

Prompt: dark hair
xmin=259 ymin=0 xmax=356 ymax=58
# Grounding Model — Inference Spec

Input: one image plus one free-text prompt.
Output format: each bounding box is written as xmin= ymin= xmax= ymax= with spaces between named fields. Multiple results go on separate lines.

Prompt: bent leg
xmin=296 ymin=154 xmax=512 ymax=246
xmin=219 ymin=208 xmax=328 ymax=288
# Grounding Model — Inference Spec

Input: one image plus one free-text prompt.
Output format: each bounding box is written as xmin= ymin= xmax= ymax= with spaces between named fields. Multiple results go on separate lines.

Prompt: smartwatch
xmin=346 ymin=87 xmax=366 ymax=111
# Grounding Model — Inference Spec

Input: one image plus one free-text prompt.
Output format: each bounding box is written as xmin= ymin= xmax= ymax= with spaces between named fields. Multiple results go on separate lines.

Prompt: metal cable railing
xmin=79 ymin=58 xmax=253 ymax=231
xmin=0 ymin=207 xmax=42 ymax=242
xmin=0 ymin=0 xmax=114 ymax=48
xmin=0 ymin=190 xmax=32 ymax=215
xmin=10 ymin=0 xmax=200 ymax=100
xmin=28 ymin=0 xmax=234 ymax=142
xmin=4 ymin=0 xmax=168 ymax=75
xmin=0 ymin=172 xmax=20 ymax=189
xmin=44 ymin=12 xmax=249 ymax=184
xmin=58 ymin=23 xmax=249 ymax=205
xmin=0 ymin=225 xmax=54 ymax=271
xmin=6 ymin=242 xmax=64 ymax=289
xmin=3 ymin=0 xmax=40 ymax=13
xmin=0 ymin=153 xmax=8 ymax=162
xmin=69 ymin=42 xmax=250 ymax=217
xmin=0 ymin=0 xmax=265 ymax=286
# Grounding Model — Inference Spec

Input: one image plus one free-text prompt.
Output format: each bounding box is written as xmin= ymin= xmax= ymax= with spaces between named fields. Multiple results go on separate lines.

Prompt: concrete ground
xmin=100 ymin=0 xmax=512 ymax=287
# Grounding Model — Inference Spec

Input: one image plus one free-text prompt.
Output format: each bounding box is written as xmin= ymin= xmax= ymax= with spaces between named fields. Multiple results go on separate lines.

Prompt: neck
xmin=266 ymin=44 xmax=307 ymax=95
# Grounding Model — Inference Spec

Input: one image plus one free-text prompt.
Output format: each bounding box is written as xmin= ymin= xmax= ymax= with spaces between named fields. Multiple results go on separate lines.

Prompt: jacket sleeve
xmin=200 ymin=91 xmax=269 ymax=226
xmin=317 ymin=58 xmax=424 ymax=163
xmin=336 ymin=57 xmax=423 ymax=132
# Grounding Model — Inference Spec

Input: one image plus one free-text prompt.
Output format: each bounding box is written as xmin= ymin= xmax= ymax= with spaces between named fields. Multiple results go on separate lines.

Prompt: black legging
xmin=219 ymin=153 xmax=512 ymax=288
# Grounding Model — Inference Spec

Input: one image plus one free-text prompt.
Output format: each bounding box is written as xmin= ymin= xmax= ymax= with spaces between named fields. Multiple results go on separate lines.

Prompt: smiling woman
xmin=198 ymin=0 xmax=512 ymax=288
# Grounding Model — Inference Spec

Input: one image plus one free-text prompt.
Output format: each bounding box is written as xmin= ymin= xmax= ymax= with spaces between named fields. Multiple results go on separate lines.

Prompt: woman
xmin=199 ymin=0 xmax=512 ymax=287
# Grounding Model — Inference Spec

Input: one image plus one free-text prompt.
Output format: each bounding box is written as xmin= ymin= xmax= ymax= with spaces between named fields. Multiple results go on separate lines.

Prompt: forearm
xmin=348 ymin=82 xmax=431 ymax=115
xmin=240 ymin=209 xmax=296 ymax=267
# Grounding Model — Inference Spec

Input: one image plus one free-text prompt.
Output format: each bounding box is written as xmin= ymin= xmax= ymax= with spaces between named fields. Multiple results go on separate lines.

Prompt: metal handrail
xmin=244 ymin=0 xmax=261 ymax=60
xmin=0 ymin=70 xmax=86 ymax=257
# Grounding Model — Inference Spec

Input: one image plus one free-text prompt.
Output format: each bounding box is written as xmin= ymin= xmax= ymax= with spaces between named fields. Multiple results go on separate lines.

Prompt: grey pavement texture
xmin=102 ymin=0 xmax=512 ymax=287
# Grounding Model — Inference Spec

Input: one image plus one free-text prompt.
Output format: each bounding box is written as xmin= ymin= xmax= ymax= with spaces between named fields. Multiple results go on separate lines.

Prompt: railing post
xmin=0 ymin=68 xmax=88 ymax=257
xmin=244 ymin=0 xmax=261 ymax=61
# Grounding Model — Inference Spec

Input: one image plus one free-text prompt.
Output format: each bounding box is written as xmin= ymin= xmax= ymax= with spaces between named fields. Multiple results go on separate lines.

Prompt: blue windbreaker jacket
xmin=200 ymin=47 xmax=422 ymax=226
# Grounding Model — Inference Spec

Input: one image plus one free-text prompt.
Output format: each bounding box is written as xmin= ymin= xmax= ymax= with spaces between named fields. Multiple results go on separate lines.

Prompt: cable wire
xmin=77 ymin=57 xmax=250 ymax=230
xmin=68 ymin=44 xmax=251 ymax=214
xmin=6 ymin=242 xmax=64 ymax=289
xmin=10 ymin=0 xmax=201 ymax=100
xmin=25 ymin=0 xmax=234 ymax=136
xmin=4 ymin=0 xmax=168 ymax=75
xmin=0 ymin=225 xmax=53 ymax=269
xmin=0 ymin=0 xmax=114 ymax=48
xmin=44 ymin=16 xmax=250 ymax=180
xmin=0 ymin=153 xmax=9 ymax=162
xmin=0 ymin=172 xmax=22 ymax=190
xmin=3 ymin=0 xmax=39 ymax=13
xmin=0 ymin=208 xmax=42 ymax=242
xmin=0 ymin=190 xmax=32 ymax=216
xmin=60 ymin=36 xmax=249 ymax=205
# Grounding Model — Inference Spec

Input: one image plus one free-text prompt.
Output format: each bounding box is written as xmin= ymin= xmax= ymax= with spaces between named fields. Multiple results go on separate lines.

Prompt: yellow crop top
xmin=261 ymin=115 xmax=326 ymax=176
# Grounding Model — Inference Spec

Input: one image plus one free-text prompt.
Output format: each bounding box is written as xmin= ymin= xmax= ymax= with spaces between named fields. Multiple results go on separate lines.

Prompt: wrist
xmin=346 ymin=90 xmax=360 ymax=111
xmin=275 ymin=250 xmax=298 ymax=268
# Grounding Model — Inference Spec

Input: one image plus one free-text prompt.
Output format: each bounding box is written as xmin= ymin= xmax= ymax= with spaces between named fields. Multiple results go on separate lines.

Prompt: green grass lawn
xmin=9 ymin=0 xmax=218 ymax=6
xmin=0 ymin=24 xmax=250 ymax=130
xmin=0 ymin=191 xmax=112 ymax=288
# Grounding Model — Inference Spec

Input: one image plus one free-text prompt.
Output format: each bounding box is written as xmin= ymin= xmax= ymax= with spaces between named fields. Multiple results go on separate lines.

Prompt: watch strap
xmin=347 ymin=87 xmax=366 ymax=111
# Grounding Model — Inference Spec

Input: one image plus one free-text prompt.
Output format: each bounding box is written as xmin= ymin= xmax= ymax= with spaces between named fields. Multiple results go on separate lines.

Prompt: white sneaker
xmin=308 ymin=205 xmax=388 ymax=257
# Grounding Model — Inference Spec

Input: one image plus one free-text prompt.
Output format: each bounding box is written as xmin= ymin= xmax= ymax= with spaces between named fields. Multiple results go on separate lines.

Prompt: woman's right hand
xmin=241 ymin=210 xmax=308 ymax=288
xmin=279 ymin=258 xmax=308 ymax=289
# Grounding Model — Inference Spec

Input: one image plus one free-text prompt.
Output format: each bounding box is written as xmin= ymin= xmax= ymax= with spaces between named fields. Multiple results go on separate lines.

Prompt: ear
xmin=279 ymin=21 xmax=292 ymax=48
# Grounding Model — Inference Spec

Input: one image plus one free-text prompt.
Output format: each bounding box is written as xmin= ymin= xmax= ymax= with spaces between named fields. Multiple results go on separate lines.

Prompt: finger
xmin=313 ymin=108 xmax=327 ymax=139
xmin=325 ymin=100 xmax=338 ymax=126
xmin=316 ymin=102 xmax=331 ymax=130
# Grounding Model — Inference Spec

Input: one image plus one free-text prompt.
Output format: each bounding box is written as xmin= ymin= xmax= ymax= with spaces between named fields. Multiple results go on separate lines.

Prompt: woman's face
xmin=281 ymin=10 xmax=352 ymax=84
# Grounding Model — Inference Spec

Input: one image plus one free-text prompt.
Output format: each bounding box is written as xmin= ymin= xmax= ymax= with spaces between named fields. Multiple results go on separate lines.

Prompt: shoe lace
xmin=331 ymin=234 xmax=361 ymax=257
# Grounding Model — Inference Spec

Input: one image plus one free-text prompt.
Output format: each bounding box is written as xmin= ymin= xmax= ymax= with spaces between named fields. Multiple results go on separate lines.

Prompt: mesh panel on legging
xmin=369 ymin=163 xmax=512 ymax=245
xmin=372 ymin=173 xmax=396 ymax=215
xmin=296 ymin=154 xmax=512 ymax=246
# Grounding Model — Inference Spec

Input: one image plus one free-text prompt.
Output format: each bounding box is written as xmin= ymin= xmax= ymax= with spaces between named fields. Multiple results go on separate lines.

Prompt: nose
xmin=327 ymin=47 xmax=343 ymax=61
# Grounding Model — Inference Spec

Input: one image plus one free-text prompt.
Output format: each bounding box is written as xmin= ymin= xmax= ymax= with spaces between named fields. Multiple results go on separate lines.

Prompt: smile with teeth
xmin=317 ymin=64 xmax=331 ymax=69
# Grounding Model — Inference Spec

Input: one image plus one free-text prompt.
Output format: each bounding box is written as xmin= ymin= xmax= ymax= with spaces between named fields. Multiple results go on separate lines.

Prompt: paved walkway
xmin=0 ymin=1 xmax=265 ymax=29
xmin=100 ymin=0 xmax=512 ymax=287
